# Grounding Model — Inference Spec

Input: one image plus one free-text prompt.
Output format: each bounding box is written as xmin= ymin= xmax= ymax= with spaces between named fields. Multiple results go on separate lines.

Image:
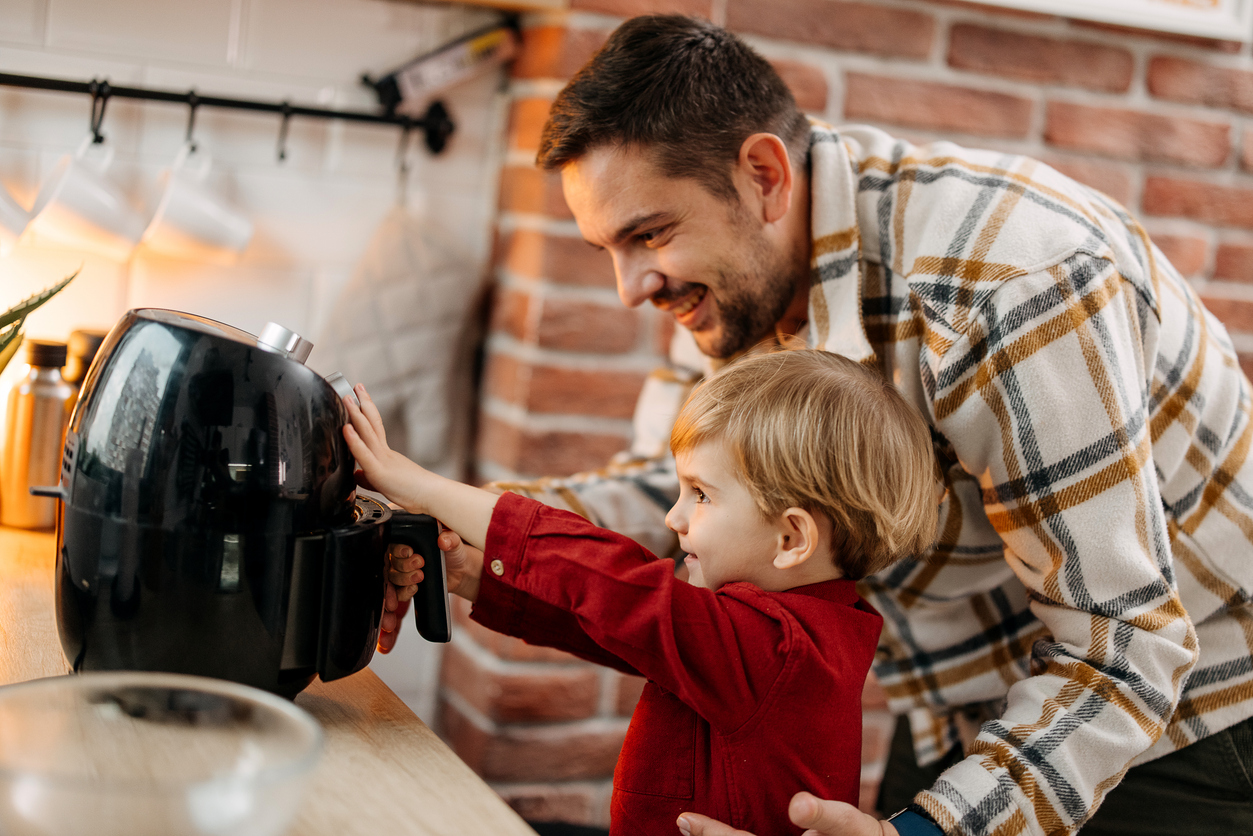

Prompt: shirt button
xmin=490 ymin=559 xmax=504 ymax=576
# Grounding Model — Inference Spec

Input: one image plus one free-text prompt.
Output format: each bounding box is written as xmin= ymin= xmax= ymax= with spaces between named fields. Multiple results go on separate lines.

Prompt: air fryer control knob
xmin=257 ymin=322 xmax=313 ymax=364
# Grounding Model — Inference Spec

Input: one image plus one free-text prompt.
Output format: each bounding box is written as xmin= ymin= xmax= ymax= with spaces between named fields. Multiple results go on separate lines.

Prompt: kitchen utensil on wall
xmin=141 ymin=142 xmax=252 ymax=264
xmin=49 ymin=309 xmax=450 ymax=697
xmin=0 ymin=671 xmax=322 ymax=836
xmin=1 ymin=339 xmax=73 ymax=529
xmin=26 ymin=136 xmax=146 ymax=261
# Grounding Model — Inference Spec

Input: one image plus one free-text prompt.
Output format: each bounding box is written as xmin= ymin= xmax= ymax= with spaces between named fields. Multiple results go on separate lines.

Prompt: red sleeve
xmin=470 ymin=492 xmax=792 ymax=732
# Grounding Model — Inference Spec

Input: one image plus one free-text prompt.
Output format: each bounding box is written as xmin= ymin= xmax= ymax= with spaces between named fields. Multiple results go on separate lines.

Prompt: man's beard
xmin=692 ymin=227 xmax=804 ymax=359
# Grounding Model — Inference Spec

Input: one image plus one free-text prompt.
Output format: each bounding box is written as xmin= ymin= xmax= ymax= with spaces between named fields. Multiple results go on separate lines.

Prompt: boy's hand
xmin=387 ymin=530 xmax=484 ymax=604
xmin=342 ymin=384 xmax=431 ymax=513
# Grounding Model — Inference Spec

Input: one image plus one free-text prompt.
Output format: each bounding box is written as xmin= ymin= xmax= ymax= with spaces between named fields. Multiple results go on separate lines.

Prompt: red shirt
xmin=473 ymin=492 xmax=882 ymax=835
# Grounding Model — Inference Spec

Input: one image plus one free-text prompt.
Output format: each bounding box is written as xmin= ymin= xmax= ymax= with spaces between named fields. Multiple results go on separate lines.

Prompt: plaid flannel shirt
xmin=495 ymin=124 xmax=1253 ymax=836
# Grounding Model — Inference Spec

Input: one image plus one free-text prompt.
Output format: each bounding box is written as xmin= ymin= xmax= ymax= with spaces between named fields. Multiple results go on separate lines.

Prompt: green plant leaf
xmin=0 ymin=321 xmax=23 ymax=375
xmin=0 ymin=269 xmax=79 ymax=331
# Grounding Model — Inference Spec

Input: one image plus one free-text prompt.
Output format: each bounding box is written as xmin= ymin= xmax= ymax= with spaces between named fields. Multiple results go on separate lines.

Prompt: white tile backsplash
xmin=46 ymin=0 xmax=236 ymax=67
xmin=0 ymin=0 xmax=46 ymax=46
xmin=0 ymin=0 xmax=508 ymax=711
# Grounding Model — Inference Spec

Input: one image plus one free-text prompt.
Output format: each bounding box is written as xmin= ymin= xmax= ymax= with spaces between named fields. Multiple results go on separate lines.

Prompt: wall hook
xmin=88 ymin=79 xmax=111 ymax=144
xmin=276 ymin=101 xmax=292 ymax=162
xmin=395 ymin=121 xmax=413 ymax=206
xmin=185 ymin=90 xmax=200 ymax=153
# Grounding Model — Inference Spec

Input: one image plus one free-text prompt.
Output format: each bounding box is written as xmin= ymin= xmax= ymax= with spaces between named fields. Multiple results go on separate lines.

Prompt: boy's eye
xmin=693 ymin=486 xmax=708 ymax=503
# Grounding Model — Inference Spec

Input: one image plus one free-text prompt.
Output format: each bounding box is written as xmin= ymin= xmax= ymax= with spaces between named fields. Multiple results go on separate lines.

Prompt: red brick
xmin=487 ymin=354 xmax=646 ymax=419
xmin=451 ymin=598 xmax=585 ymax=664
xmin=1072 ymin=19 xmax=1243 ymax=52
xmin=1151 ymin=234 xmax=1209 ymax=277
xmin=476 ymin=413 xmax=629 ymax=477
xmin=572 ymin=0 xmax=712 ymax=16
xmin=615 ymin=674 xmax=646 ymax=716
xmin=727 ymin=0 xmax=935 ymax=59
xmin=488 ymin=286 xmax=534 ymax=343
xmin=1040 ymin=156 xmax=1134 ymax=207
xmin=442 ymin=642 xmax=600 ymax=723
xmin=947 ymin=24 xmax=1132 ymax=93
xmin=440 ymin=699 xmax=626 ymax=782
xmin=927 ymin=0 xmax=1054 ymax=21
xmin=654 ymin=313 xmax=676 ymax=359
xmin=501 ymin=228 xmax=616 ymax=289
xmin=1243 ymin=133 xmax=1253 ymax=173
xmin=532 ymin=365 xmax=647 ymax=419
xmin=1215 ymin=243 xmax=1253 ymax=283
xmin=1045 ymin=102 xmax=1230 ymax=167
xmin=509 ymin=97 xmax=554 ymax=154
xmin=1143 ymin=176 xmax=1253 ymax=229
xmin=499 ymin=785 xmax=600 ymax=824
xmin=844 ymin=73 xmax=1033 ymax=138
xmin=1148 ymin=55 xmax=1253 ymax=114
xmin=498 ymin=166 xmax=573 ymax=219
xmin=512 ymin=26 xmax=608 ymax=81
xmin=537 ymin=297 xmax=641 ymax=353
xmin=771 ymin=58 xmax=829 ymax=113
xmin=1198 ymin=296 xmax=1253 ymax=334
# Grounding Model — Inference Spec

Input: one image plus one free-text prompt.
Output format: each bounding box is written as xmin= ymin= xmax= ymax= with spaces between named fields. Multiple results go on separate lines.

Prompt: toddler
xmin=343 ymin=348 xmax=938 ymax=835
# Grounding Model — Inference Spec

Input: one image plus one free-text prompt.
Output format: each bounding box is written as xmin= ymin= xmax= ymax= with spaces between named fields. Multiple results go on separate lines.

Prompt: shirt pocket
xmin=614 ymin=683 xmax=696 ymax=799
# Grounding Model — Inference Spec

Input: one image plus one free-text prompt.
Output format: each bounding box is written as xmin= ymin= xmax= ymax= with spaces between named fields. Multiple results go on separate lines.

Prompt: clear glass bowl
xmin=0 ymin=671 xmax=323 ymax=836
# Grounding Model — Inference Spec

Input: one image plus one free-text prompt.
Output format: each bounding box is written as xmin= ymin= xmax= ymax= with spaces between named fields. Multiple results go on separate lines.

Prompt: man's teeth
xmin=671 ymin=288 xmax=706 ymax=316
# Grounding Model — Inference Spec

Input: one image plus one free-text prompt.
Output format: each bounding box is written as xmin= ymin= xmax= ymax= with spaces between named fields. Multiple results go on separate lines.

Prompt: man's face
xmin=561 ymin=144 xmax=804 ymax=359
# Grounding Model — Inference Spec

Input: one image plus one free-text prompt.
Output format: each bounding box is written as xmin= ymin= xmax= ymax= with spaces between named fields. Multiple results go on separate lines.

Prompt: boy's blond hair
xmin=670 ymin=349 xmax=938 ymax=579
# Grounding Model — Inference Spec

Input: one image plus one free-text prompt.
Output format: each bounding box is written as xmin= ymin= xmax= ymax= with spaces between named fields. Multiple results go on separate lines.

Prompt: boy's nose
xmin=665 ymin=503 xmax=686 ymax=534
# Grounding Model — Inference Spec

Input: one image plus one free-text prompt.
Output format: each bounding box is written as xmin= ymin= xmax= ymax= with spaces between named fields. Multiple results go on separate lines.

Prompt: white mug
xmin=141 ymin=143 xmax=252 ymax=264
xmin=27 ymin=136 xmax=147 ymax=262
xmin=0 ymin=186 xmax=29 ymax=255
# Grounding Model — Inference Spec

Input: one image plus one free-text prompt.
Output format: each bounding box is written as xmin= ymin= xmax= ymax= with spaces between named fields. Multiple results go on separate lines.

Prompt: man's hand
xmin=676 ymin=793 xmax=898 ymax=836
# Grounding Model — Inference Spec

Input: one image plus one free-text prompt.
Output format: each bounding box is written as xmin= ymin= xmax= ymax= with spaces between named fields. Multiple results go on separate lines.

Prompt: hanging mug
xmin=0 ymin=186 xmax=29 ymax=255
xmin=27 ymin=136 xmax=146 ymax=262
xmin=141 ymin=142 xmax=252 ymax=265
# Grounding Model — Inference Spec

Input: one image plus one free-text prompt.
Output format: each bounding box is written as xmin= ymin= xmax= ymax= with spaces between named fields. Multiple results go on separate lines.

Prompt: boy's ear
xmin=772 ymin=507 xmax=822 ymax=570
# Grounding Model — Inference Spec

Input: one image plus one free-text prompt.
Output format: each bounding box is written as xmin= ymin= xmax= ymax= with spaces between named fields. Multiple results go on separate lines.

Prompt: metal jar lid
xmin=256 ymin=322 xmax=313 ymax=364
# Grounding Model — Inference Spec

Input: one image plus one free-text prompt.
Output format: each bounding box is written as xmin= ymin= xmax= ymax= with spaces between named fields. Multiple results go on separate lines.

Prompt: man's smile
xmin=654 ymin=285 xmax=708 ymax=326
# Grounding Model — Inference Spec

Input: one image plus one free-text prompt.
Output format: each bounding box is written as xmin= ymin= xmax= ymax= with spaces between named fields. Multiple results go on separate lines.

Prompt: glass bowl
xmin=0 ymin=671 xmax=323 ymax=836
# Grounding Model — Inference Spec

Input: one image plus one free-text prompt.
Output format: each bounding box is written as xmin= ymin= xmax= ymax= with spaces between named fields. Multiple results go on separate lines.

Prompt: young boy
xmin=343 ymin=349 xmax=939 ymax=835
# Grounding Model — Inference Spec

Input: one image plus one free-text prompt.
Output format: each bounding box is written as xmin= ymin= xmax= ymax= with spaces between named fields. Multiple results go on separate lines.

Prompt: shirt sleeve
xmin=471 ymin=491 xmax=796 ymax=733
xmin=915 ymin=259 xmax=1199 ymax=835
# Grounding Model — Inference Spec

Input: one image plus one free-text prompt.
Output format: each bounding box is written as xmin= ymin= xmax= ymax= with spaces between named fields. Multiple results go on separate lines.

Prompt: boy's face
xmin=666 ymin=439 xmax=782 ymax=591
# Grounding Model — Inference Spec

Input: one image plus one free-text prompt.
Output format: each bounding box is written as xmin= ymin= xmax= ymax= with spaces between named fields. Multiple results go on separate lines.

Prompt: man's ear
xmin=737 ymin=133 xmax=794 ymax=224
xmin=772 ymin=506 xmax=821 ymax=570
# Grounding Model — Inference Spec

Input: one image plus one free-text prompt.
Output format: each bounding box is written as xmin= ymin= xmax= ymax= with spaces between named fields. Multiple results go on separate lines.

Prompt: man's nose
xmin=614 ymin=255 xmax=665 ymax=308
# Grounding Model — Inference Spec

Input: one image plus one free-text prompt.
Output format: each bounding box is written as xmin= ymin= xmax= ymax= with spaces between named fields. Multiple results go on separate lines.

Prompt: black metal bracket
xmin=0 ymin=71 xmax=456 ymax=156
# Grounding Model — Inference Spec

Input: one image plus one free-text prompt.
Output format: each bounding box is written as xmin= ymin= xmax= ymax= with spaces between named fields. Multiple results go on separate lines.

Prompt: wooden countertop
xmin=0 ymin=526 xmax=536 ymax=836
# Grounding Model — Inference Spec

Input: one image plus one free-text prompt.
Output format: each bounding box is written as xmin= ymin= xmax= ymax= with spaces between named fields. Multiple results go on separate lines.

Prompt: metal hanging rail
xmin=0 ymin=71 xmax=455 ymax=155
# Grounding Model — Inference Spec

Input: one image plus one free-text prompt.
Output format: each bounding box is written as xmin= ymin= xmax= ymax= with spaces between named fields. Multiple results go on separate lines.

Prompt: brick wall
xmin=449 ymin=0 xmax=1253 ymax=826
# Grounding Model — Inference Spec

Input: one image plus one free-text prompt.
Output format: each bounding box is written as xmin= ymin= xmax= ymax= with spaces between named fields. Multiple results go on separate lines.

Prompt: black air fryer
xmin=50 ymin=309 xmax=449 ymax=697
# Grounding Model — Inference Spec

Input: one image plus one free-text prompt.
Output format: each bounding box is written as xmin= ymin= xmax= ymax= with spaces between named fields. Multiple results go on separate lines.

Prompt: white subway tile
xmin=0 ymin=0 xmax=45 ymax=45
xmin=46 ymin=0 xmax=234 ymax=67
xmin=242 ymin=0 xmax=491 ymax=83
xmin=128 ymin=255 xmax=314 ymax=336
xmin=0 ymin=246 xmax=129 ymax=340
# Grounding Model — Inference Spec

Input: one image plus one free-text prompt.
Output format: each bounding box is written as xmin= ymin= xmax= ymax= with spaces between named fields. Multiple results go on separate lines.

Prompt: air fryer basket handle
xmin=387 ymin=513 xmax=451 ymax=643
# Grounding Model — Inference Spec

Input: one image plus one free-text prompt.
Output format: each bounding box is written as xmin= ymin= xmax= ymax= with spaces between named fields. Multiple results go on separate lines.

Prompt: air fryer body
xmin=54 ymin=309 xmax=380 ymax=697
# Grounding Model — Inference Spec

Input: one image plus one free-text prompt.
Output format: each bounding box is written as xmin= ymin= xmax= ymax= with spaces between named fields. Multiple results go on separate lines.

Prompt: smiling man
xmin=487 ymin=14 xmax=1253 ymax=836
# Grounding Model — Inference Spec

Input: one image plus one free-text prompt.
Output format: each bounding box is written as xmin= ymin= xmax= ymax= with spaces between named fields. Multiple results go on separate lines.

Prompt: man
xmin=468 ymin=15 xmax=1253 ymax=836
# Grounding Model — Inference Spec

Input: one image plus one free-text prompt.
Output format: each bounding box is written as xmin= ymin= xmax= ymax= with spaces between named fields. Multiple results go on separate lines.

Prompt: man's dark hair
xmin=536 ymin=15 xmax=810 ymax=201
